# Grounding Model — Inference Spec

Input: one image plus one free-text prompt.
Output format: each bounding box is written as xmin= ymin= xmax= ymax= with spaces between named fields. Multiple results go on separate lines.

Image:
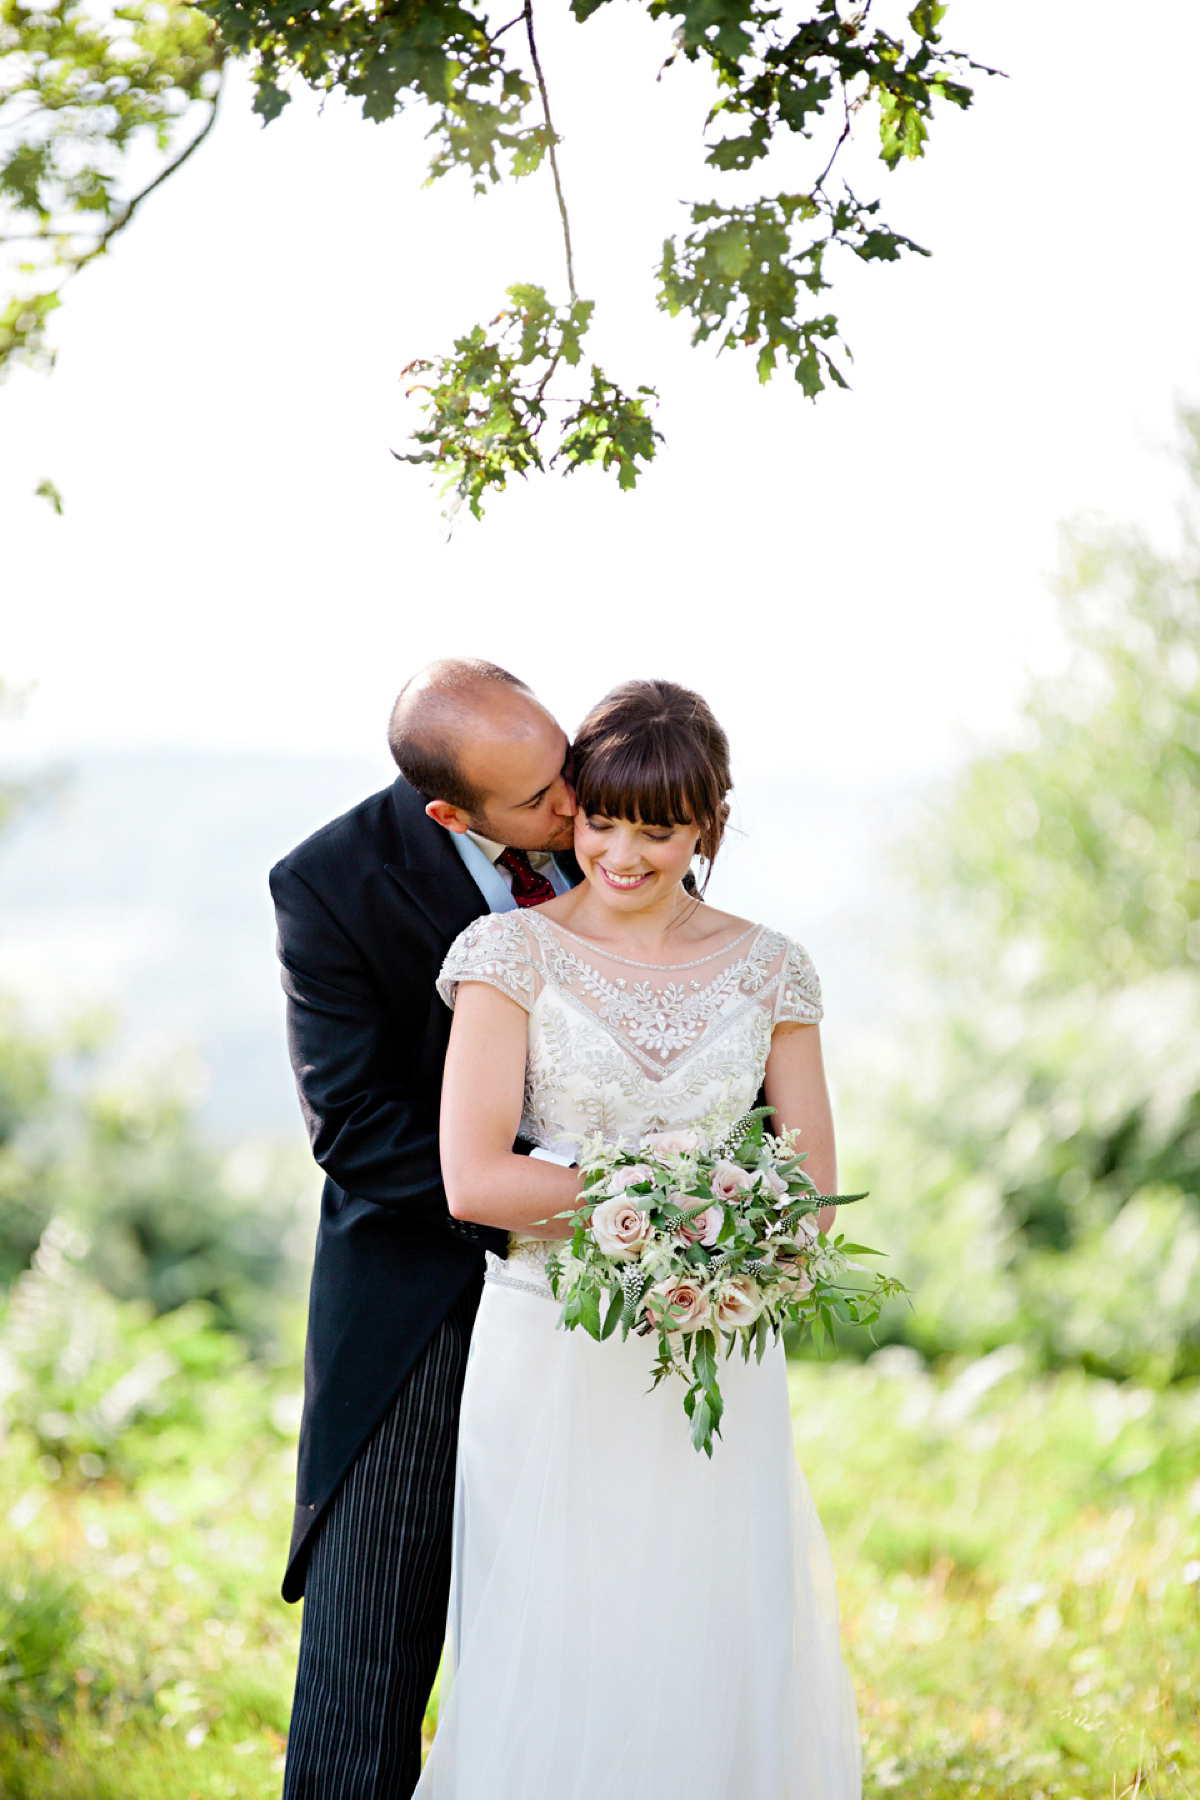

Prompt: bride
xmin=414 ymin=680 xmax=862 ymax=1800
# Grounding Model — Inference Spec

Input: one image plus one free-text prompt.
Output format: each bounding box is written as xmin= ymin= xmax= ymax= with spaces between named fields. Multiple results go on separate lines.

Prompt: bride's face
xmin=574 ymin=812 xmax=701 ymax=912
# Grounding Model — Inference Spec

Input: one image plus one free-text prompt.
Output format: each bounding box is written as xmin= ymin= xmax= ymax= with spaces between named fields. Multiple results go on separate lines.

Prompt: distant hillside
xmin=0 ymin=750 xmax=910 ymax=1140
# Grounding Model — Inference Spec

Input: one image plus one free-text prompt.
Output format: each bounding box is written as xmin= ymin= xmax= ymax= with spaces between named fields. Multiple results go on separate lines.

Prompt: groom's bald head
xmin=389 ymin=659 xmax=531 ymax=811
xmin=388 ymin=658 xmax=576 ymax=851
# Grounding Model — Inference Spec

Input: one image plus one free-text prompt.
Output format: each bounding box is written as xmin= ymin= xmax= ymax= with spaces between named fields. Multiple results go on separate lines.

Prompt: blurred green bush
xmin=843 ymin=408 xmax=1200 ymax=1381
xmin=0 ymin=999 xmax=312 ymax=1343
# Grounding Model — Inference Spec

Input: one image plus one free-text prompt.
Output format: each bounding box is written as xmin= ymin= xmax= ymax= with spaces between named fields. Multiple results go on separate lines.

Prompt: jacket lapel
xmin=384 ymin=776 xmax=489 ymax=948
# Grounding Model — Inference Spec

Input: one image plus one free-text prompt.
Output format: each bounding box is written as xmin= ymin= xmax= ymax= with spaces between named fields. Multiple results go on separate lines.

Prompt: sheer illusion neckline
xmin=530 ymin=916 xmax=761 ymax=972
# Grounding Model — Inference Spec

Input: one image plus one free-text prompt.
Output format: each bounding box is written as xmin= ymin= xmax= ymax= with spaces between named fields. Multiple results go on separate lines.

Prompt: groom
xmin=272 ymin=659 xmax=578 ymax=1798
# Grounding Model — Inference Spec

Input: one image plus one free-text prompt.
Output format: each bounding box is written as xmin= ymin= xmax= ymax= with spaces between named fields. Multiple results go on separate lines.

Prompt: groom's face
xmin=446 ymin=697 xmax=577 ymax=853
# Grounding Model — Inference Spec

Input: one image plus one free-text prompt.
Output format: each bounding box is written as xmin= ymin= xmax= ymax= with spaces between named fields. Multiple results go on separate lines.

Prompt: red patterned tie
xmin=497 ymin=847 xmax=557 ymax=908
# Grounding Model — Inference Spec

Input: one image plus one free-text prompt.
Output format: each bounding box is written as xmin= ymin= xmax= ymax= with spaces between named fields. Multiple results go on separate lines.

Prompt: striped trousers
xmin=282 ymin=1287 xmax=476 ymax=1800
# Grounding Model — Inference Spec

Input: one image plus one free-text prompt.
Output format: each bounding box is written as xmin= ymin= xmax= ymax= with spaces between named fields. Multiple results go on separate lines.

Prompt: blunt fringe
xmin=572 ymin=680 xmax=732 ymax=886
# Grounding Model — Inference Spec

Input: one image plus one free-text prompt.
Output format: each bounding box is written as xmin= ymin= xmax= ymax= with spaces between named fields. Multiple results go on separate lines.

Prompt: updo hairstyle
xmin=572 ymin=680 xmax=732 ymax=892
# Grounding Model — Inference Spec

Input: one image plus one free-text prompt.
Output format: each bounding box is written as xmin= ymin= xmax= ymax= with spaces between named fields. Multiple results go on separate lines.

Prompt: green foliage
xmin=3 ymin=0 xmax=990 ymax=510
xmin=0 ymin=1565 xmax=84 ymax=1729
xmin=194 ymin=0 xmax=990 ymax=514
xmin=659 ymin=188 xmax=926 ymax=391
xmin=396 ymin=284 xmax=659 ymax=518
xmin=650 ymin=0 xmax=981 ymax=393
xmin=923 ymin=434 xmax=1200 ymax=992
xmin=846 ymin=978 xmax=1200 ymax=1382
xmin=0 ymin=0 xmax=223 ymax=375
xmin=1 ymin=1215 xmax=252 ymax=1481
xmin=799 ymin=1356 xmax=1200 ymax=1798
xmin=556 ymin=363 xmax=662 ymax=491
xmin=0 ymin=1003 xmax=54 ymax=1287
xmin=846 ymin=409 xmax=1200 ymax=1384
xmin=0 ymin=1259 xmax=304 ymax=1780
xmin=203 ymin=0 xmax=541 ymax=184
xmin=0 ymin=991 xmax=309 ymax=1340
xmin=1 ymin=1340 xmax=1197 ymax=1797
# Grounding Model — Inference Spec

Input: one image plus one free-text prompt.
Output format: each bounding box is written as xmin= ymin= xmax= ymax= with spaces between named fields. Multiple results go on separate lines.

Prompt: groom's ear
xmin=425 ymin=799 xmax=472 ymax=835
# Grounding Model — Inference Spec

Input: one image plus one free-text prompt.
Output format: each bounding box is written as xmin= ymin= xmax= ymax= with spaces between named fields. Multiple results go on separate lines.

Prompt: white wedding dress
xmin=413 ymin=911 xmax=861 ymax=1800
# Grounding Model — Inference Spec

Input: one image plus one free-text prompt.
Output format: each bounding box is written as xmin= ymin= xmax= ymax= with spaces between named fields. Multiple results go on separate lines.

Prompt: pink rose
xmin=612 ymin=1163 xmax=654 ymax=1194
xmin=676 ymin=1203 xmax=724 ymax=1248
xmin=777 ymin=1256 xmax=814 ymax=1298
xmin=643 ymin=1129 xmax=706 ymax=1156
xmin=715 ymin=1276 xmax=764 ymax=1330
xmin=709 ymin=1160 xmax=754 ymax=1202
xmin=645 ymin=1276 xmax=711 ymax=1334
xmin=590 ymin=1196 xmax=654 ymax=1262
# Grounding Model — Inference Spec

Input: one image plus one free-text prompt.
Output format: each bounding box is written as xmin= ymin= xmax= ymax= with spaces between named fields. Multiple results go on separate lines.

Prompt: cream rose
xmin=645 ymin=1276 xmax=711 ymax=1334
xmin=709 ymin=1159 xmax=754 ymax=1202
xmin=676 ymin=1203 xmax=724 ymax=1248
xmin=763 ymin=1166 xmax=789 ymax=1198
xmin=611 ymin=1163 xmax=654 ymax=1195
xmin=643 ymin=1129 xmax=706 ymax=1156
xmin=715 ymin=1276 xmax=764 ymax=1329
xmin=792 ymin=1213 xmax=821 ymax=1247
xmin=590 ymin=1196 xmax=654 ymax=1262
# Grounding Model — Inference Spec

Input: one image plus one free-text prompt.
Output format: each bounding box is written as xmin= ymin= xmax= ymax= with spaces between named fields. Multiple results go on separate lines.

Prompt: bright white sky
xmin=2 ymin=0 xmax=1199 ymax=789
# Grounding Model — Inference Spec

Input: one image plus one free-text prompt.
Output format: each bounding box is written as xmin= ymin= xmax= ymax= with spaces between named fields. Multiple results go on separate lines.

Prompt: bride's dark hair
xmin=572 ymin=680 xmax=732 ymax=892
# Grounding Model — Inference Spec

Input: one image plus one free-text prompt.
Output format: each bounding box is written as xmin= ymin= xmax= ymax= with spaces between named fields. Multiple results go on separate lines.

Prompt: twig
xmin=531 ymin=347 xmax=562 ymax=418
xmin=12 ymin=69 xmax=227 ymax=291
xmin=491 ymin=10 xmax=524 ymax=40
xmin=813 ymin=78 xmax=852 ymax=194
xmin=82 ymin=68 xmax=225 ymax=270
xmin=522 ymin=0 xmax=576 ymax=301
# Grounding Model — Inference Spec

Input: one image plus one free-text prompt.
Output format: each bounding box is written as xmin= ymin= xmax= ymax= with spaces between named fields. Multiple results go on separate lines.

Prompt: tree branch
xmin=812 ymin=77 xmax=853 ymax=195
xmin=522 ymin=0 xmax=576 ymax=302
xmin=78 ymin=67 xmax=225 ymax=273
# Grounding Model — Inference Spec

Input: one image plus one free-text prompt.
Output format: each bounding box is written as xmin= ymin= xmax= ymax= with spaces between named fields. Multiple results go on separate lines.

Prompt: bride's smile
xmin=576 ymin=813 xmax=699 ymax=911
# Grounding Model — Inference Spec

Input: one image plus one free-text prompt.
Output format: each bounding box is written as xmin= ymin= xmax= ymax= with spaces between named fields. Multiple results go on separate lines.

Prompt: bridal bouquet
xmin=545 ymin=1108 xmax=904 ymax=1455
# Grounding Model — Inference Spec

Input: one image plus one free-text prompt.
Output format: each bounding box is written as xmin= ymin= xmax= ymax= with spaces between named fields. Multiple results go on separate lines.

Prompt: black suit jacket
xmin=271 ymin=774 xmax=517 ymax=1601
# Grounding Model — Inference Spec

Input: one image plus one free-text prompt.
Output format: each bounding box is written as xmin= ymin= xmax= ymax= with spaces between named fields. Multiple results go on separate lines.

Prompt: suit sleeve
xmin=271 ymin=860 xmax=455 ymax=1229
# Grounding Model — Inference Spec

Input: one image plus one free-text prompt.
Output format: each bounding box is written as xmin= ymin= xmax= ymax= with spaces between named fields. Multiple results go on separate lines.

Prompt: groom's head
xmin=389 ymin=658 xmax=576 ymax=854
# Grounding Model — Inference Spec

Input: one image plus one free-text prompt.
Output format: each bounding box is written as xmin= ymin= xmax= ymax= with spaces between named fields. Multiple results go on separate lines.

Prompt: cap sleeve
xmin=773 ymin=936 xmax=823 ymax=1025
xmin=437 ymin=912 xmax=536 ymax=1013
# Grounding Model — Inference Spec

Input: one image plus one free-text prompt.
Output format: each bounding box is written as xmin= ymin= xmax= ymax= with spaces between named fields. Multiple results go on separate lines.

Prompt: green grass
xmin=1 ymin=1332 xmax=1197 ymax=1798
xmin=796 ymin=1349 xmax=1200 ymax=1800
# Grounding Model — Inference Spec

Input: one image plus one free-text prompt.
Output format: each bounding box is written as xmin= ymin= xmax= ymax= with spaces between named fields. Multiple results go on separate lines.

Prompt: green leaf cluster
xmin=191 ymin=0 xmax=990 ymax=512
xmin=680 ymin=0 xmax=979 ymax=173
xmin=395 ymin=282 xmax=658 ymax=518
xmin=659 ymin=187 xmax=925 ymax=391
xmin=0 ymin=0 xmax=223 ymax=374
xmin=3 ymin=0 xmax=992 ymax=509
xmin=199 ymin=0 xmax=541 ymax=188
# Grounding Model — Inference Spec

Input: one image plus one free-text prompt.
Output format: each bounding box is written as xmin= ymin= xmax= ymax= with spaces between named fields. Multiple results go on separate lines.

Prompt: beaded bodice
xmin=437 ymin=910 xmax=822 ymax=1291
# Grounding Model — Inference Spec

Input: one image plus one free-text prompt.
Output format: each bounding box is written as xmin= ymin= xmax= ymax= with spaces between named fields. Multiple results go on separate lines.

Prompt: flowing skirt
xmin=413 ymin=1278 xmax=862 ymax=1800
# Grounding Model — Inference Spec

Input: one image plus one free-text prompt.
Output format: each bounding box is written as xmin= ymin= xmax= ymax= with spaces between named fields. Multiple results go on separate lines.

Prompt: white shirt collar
xmin=466 ymin=831 xmax=555 ymax=871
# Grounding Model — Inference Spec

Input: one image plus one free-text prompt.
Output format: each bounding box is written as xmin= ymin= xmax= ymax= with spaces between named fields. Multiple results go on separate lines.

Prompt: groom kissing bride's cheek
xmin=272 ymin=660 xmax=860 ymax=1800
